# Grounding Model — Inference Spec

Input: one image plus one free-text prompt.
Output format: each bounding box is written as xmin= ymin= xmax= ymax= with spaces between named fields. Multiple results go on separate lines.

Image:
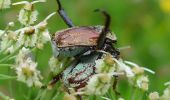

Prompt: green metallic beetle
xmin=49 ymin=0 xmax=120 ymax=96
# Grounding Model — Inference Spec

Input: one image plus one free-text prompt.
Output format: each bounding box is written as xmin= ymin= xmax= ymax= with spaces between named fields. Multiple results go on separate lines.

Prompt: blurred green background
xmin=1 ymin=0 xmax=170 ymax=99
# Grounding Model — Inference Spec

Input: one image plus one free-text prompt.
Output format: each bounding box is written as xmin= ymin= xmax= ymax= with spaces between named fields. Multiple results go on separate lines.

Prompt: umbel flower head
xmin=13 ymin=0 xmax=46 ymax=26
xmin=95 ymin=53 xmax=117 ymax=73
xmin=0 ymin=29 xmax=19 ymax=54
xmin=0 ymin=0 xmax=11 ymax=9
xmin=84 ymin=52 xmax=134 ymax=95
xmin=160 ymin=85 xmax=170 ymax=100
xmin=15 ymin=47 xmax=43 ymax=87
xmin=0 ymin=12 xmax=55 ymax=54
xmin=85 ymin=74 xmax=112 ymax=95
xmin=149 ymin=92 xmax=160 ymax=100
xmin=95 ymin=52 xmax=134 ymax=77
xmin=125 ymin=61 xmax=155 ymax=91
xmin=18 ymin=8 xmax=38 ymax=26
xmin=16 ymin=23 xmax=51 ymax=49
xmin=16 ymin=12 xmax=55 ymax=49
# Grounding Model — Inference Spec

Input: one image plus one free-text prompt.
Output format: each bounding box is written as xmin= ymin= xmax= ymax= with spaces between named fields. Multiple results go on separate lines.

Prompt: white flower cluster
xmin=18 ymin=9 xmax=38 ymax=26
xmin=49 ymin=56 xmax=74 ymax=75
xmin=0 ymin=23 xmax=18 ymax=54
xmin=86 ymin=74 xmax=112 ymax=95
xmin=125 ymin=61 xmax=154 ymax=91
xmin=0 ymin=0 xmax=56 ymax=54
xmin=16 ymin=21 xmax=51 ymax=49
xmin=160 ymin=85 xmax=170 ymax=100
xmin=0 ymin=0 xmax=55 ymax=88
xmin=49 ymin=56 xmax=63 ymax=74
xmin=84 ymin=52 xmax=154 ymax=95
xmin=149 ymin=83 xmax=170 ymax=100
xmin=149 ymin=92 xmax=160 ymax=100
xmin=15 ymin=47 xmax=43 ymax=87
xmin=0 ymin=0 xmax=11 ymax=9
xmin=84 ymin=53 xmax=131 ymax=95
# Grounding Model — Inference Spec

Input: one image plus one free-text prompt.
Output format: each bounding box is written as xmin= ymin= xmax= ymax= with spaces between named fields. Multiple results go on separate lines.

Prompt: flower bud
xmin=8 ymin=22 xmax=15 ymax=27
xmin=24 ymin=3 xmax=33 ymax=11
xmin=149 ymin=92 xmax=159 ymax=100
xmin=24 ymin=26 xmax=35 ymax=35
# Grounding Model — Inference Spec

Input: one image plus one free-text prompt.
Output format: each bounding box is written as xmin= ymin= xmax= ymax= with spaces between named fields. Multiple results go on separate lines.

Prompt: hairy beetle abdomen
xmin=62 ymin=62 xmax=95 ymax=89
xmin=62 ymin=53 xmax=99 ymax=90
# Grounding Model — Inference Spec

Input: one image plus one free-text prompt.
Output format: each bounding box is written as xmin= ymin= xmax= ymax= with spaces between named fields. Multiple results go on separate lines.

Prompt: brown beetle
xmin=52 ymin=0 xmax=119 ymax=59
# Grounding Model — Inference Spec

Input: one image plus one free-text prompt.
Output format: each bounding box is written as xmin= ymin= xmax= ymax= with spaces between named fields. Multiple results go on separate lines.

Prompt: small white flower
xmin=49 ymin=56 xmax=59 ymax=73
xmin=16 ymin=13 xmax=55 ymax=49
xmin=0 ymin=0 xmax=11 ymax=9
xmin=86 ymin=74 xmax=111 ymax=95
xmin=95 ymin=55 xmax=116 ymax=73
xmin=164 ymin=81 xmax=170 ymax=86
xmin=118 ymin=98 xmax=125 ymax=100
xmin=0 ymin=31 xmax=18 ymax=54
xmin=15 ymin=48 xmax=42 ymax=87
xmin=35 ymin=28 xmax=50 ymax=49
xmin=160 ymin=85 xmax=170 ymax=100
xmin=149 ymin=92 xmax=159 ymax=100
xmin=30 ymin=10 xmax=38 ymax=24
xmin=8 ymin=22 xmax=15 ymax=27
xmin=49 ymin=56 xmax=74 ymax=75
xmin=131 ymin=66 xmax=144 ymax=75
xmin=136 ymin=75 xmax=149 ymax=91
xmin=17 ymin=27 xmax=37 ymax=48
xmin=18 ymin=9 xmax=38 ymax=26
xmin=16 ymin=58 xmax=42 ymax=87
xmin=95 ymin=53 xmax=134 ymax=77
xmin=116 ymin=59 xmax=134 ymax=77
xmin=15 ymin=47 xmax=31 ymax=64
xmin=124 ymin=61 xmax=155 ymax=74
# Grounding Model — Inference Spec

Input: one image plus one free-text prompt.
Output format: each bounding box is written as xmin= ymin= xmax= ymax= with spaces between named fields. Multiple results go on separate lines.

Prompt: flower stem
xmin=132 ymin=87 xmax=138 ymax=100
xmin=0 ymin=64 xmax=13 ymax=67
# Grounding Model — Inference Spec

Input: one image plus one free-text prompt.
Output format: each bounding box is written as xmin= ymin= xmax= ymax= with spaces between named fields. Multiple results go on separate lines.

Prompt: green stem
xmin=0 ymin=45 xmax=22 ymax=63
xmin=34 ymin=90 xmax=44 ymax=100
xmin=40 ymin=90 xmax=47 ymax=100
xmin=0 ymin=75 xmax=16 ymax=80
xmin=139 ymin=90 xmax=144 ymax=100
xmin=51 ymin=92 xmax=60 ymax=100
xmin=132 ymin=87 xmax=138 ymax=100
xmin=0 ymin=64 xmax=13 ymax=67
xmin=0 ymin=55 xmax=13 ymax=63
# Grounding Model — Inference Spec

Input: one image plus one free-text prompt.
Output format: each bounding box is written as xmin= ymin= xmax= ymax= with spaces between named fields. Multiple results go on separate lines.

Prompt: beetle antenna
xmin=56 ymin=0 xmax=74 ymax=27
xmin=94 ymin=9 xmax=111 ymax=49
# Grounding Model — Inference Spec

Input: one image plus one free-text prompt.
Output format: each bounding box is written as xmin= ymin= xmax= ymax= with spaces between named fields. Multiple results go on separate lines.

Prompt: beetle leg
xmin=56 ymin=0 xmax=74 ymax=27
xmin=48 ymin=74 xmax=61 ymax=89
xmin=94 ymin=9 xmax=111 ymax=49
xmin=77 ymin=95 xmax=83 ymax=100
xmin=40 ymin=74 xmax=61 ymax=89
xmin=113 ymin=76 xmax=121 ymax=97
